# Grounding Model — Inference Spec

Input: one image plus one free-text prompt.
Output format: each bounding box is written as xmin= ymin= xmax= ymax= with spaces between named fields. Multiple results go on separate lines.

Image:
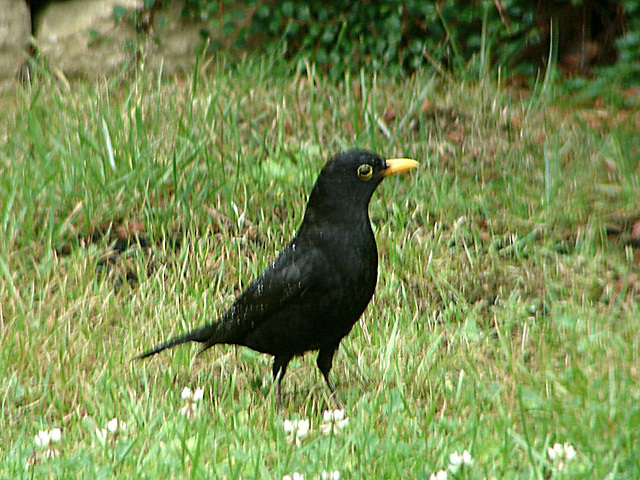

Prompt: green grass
xmin=1 ymin=56 xmax=639 ymax=479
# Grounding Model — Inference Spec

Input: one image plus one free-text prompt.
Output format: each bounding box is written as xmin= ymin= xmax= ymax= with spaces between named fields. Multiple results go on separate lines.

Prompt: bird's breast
xmin=242 ymin=219 xmax=379 ymax=356
xmin=316 ymin=225 xmax=378 ymax=314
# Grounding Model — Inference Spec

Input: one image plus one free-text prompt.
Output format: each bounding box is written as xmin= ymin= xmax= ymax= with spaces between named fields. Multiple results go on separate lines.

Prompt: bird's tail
xmin=136 ymin=323 xmax=222 ymax=359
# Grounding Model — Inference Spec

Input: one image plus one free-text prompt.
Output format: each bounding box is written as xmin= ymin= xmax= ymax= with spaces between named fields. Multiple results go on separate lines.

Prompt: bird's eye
xmin=357 ymin=164 xmax=373 ymax=181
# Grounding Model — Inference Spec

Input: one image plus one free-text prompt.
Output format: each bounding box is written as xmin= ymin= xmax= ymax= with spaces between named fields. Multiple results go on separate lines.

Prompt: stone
xmin=35 ymin=0 xmax=141 ymax=78
xmin=34 ymin=0 xmax=227 ymax=78
xmin=0 ymin=0 xmax=31 ymax=79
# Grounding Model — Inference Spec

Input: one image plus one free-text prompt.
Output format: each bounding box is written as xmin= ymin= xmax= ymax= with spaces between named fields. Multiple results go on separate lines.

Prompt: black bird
xmin=138 ymin=149 xmax=418 ymax=408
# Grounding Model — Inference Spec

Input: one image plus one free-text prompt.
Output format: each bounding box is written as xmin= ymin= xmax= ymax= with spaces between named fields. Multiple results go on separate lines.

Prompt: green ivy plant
xmin=246 ymin=0 xmax=540 ymax=79
xmin=119 ymin=0 xmax=640 ymax=82
xmin=176 ymin=0 xmax=541 ymax=79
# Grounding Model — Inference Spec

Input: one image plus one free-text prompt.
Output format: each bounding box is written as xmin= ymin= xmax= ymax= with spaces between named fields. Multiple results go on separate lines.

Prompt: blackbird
xmin=138 ymin=149 xmax=418 ymax=408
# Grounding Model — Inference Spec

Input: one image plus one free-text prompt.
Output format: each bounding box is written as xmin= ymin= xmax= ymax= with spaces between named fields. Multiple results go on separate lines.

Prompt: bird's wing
xmin=200 ymin=243 xmax=319 ymax=347
xmin=137 ymin=242 xmax=319 ymax=358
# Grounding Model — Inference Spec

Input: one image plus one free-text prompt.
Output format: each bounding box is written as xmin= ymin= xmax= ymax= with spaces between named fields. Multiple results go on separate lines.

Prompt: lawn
xmin=1 ymin=56 xmax=639 ymax=478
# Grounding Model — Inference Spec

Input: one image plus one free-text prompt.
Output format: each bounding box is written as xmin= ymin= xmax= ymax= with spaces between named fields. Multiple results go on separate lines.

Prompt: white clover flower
xmin=565 ymin=444 xmax=576 ymax=461
xmin=96 ymin=428 xmax=108 ymax=445
xmin=96 ymin=418 xmax=128 ymax=445
xmin=34 ymin=428 xmax=62 ymax=459
xmin=35 ymin=428 xmax=62 ymax=448
xmin=548 ymin=443 xmax=560 ymax=461
xmin=282 ymin=472 xmax=304 ymax=480
xmin=181 ymin=387 xmax=193 ymax=400
xmin=448 ymin=450 xmax=473 ymax=474
xmin=283 ymin=419 xmax=310 ymax=436
xmin=106 ymin=418 xmax=127 ymax=433
xmin=180 ymin=387 xmax=205 ymax=418
xmin=548 ymin=442 xmax=576 ymax=462
xmin=35 ymin=430 xmax=51 ymax=448
xmin=192 ymin=388 xmax=205 ymax=402
xmin=548 ymin=442 xmax=577 ymax=471
xmin=322 ymin=409 xmax=345 ymax=422
xmin=296 ymin=419 xmax=310 ymax=437
xmin=321 ymin=470 xmax=340 ymax=479
xmin=429 ymin=470 xmax=448 ymax=480
xmin=320 ymin=409 xmax=349 ymax=436
xmin=49 ymin=428 xmax=62 ymax=443
xmin=106 ymin=418 xmax=118 ymax=433
xmin=283 ymin=419 xmax=310 ymax=444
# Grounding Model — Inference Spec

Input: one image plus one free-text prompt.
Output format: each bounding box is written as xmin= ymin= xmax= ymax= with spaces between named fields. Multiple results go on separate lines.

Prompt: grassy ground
xmin=1 ymin=56 xmax=639 ymax=479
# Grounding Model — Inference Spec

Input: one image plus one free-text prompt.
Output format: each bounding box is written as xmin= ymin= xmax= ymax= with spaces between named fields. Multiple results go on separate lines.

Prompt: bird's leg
xmin=272 ymin=355 xmax=292 ymax=411
xmin=316 ymin=348 xmax=337 ymax=393
xmin=275 ymin=379 xmax=283 ymax=412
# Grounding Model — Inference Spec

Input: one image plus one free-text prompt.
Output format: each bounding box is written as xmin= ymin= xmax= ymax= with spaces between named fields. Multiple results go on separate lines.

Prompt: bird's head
xmin=304 ymin=149 xmax=418 ymax=223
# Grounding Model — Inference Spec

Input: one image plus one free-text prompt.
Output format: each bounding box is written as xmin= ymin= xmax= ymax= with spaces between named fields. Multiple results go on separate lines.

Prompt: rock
xmin=0 ymin=0 xmax=31 ymax=79
xmin=35 ymin=0 xmax=141 ymax=78
xmin=34 ymin=0 xmax=222 ymax=78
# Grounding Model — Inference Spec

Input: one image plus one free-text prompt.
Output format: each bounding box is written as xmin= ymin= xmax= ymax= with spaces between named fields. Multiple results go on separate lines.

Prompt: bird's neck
xmin=303 ymin=183 xmax=373 ymax=227
xmin=296 ymin=205 xmax=375 ymax=256
xmin=301 ymin=204 xmax=371 ymax=231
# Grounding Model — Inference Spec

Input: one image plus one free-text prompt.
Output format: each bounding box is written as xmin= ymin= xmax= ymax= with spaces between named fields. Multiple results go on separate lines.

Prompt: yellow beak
xmin=383 ymin=158 xmax=419 ymax=176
